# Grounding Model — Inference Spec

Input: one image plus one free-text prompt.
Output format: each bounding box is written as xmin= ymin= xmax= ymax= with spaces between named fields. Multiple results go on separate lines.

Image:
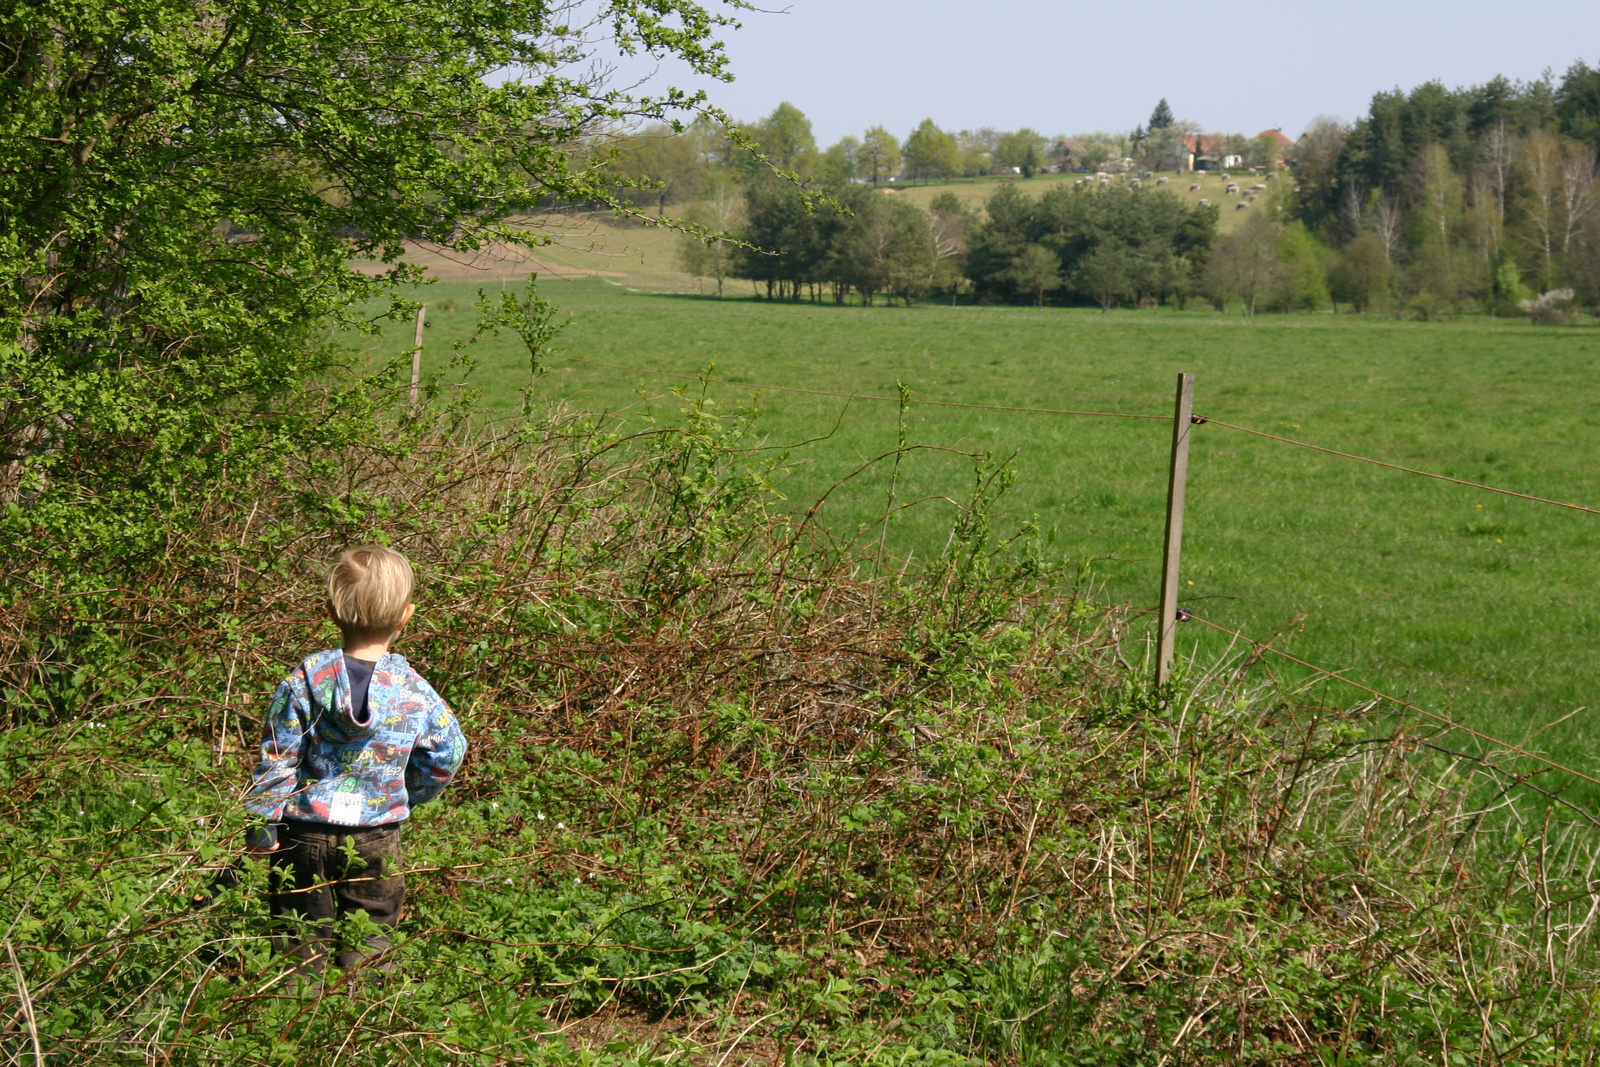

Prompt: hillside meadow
xmin=366 ymin=275 xmax=1600 ymax=786
xmin=884 ymin=168 xmax=1263 ymax=233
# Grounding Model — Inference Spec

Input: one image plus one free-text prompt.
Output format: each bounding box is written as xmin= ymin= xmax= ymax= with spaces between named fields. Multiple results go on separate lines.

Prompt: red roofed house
xmin=1257 ymin=128 xmax=1296 ymax=165
xmin=1184 ymin=129 xmax=1297 ymax=171
xmin=1182 ymin=134 xmax=1241 ymax=172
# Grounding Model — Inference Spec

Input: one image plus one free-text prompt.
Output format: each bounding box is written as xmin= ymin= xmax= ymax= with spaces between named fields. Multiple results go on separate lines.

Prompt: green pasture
xmin=362 ymin=278 xmax=1600 ymax=781
xmin=885 ymin=169 xmax=1260 ymax=232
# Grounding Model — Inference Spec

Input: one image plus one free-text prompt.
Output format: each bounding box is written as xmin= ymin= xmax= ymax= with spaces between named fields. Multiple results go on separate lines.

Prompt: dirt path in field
xmin=352 ymin=239 xmax=629 ymax=280
xmin=348 ymin=213 xmax=697 ymax=290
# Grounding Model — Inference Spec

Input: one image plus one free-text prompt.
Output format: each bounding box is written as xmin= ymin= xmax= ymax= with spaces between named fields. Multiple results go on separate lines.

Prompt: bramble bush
xmin=5 ymin=377 xmax=1600 ymax=1064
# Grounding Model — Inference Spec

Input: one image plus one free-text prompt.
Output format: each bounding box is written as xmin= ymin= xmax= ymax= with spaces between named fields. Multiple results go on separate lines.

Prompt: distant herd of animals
xmin=1073 ymin=170 xmax=1276 ymax=210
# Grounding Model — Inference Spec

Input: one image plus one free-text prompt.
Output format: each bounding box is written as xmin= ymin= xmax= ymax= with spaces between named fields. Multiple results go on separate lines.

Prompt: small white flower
xmin=556 ymin=821 xmax=565 ymax=830
xmin=574 ymin=877 xmax=582 ymax=885
xmin=536 ymin=812 xmax=545 ymax=821
xmin=588 ymin=872 xmax=597 ymax=880
xmin=491 ymin=802 xmax=499 ymax=810
xmin=503 ymin=877 xmax=513 ymax=885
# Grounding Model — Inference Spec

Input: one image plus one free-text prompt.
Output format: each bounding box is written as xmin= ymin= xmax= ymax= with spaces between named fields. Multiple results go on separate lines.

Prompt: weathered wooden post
xmin=409 ymin=305 xmax=425 ymax=406
xmin=1155 ymin=372 xmax=1195 ymax=692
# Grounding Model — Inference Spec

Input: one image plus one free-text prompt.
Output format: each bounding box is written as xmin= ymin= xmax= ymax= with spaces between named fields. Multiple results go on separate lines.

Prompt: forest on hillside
xmin=604 ymin=65 xmax=1600 ymax=318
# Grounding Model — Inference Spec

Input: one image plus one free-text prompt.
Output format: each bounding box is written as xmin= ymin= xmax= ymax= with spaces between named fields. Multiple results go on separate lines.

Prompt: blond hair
xmin=326 ymin=545 xmax=414 ymax=633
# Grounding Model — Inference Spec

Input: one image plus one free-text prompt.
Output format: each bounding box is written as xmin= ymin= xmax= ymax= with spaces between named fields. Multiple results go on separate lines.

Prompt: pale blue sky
xmin=615 ymin=1 xmax=1600 ymax=144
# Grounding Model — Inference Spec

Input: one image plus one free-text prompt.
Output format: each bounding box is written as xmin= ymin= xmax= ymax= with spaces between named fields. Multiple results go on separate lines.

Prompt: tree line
xmin=1285 ymin=65 xmax=1600 ymax=319
xmin=613 ymin=67 xmax=1600 ymax=317
xmin=611 ymin=102 xmax=1221 ymax=308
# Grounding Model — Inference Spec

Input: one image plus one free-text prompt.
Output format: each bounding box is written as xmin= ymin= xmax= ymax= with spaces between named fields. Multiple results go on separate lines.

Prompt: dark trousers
xmin=269 ymin=821 xmax=404 ymax=974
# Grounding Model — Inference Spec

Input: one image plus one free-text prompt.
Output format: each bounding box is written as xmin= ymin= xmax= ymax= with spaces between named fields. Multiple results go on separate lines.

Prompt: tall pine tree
xmin=1149 ymin=99 xmax=1176 ymax=130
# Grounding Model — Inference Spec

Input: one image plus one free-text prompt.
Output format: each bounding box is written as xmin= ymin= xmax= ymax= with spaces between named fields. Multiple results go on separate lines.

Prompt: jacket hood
xmin=303 ymin=649 xmax=398 ymax=742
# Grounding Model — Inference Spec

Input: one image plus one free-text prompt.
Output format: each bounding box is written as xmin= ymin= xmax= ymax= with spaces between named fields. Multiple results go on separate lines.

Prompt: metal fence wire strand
xmin=422 ymin=335 xmax=1597 ymax=513
xmin=415 ymin=347 xmax=1597 ymax=798
xmin=1198 ymin=415 xmax=1600 ymax=516
xmin=559 ymin=356 xmax=1173 ymax=421
xmin=1182 ymin=610 xmax=1600 ymax=793
xmin=537 ymin=357 xmax=1599 ymax=779
xmin=556 ymin=362 xmax=1599 ymax=512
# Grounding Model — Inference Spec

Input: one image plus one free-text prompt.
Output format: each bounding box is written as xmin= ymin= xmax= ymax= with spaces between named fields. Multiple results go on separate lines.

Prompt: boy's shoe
xmin=334 ymin=936 xmax=399 ymax=995
xmin=274 ymin=935 xmax=333 ymax=980
xmin=335 ymin=934 xmax=397 ymax=975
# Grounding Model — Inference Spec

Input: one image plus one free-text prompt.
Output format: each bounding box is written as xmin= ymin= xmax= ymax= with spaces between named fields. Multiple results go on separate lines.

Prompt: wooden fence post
xmin=1156 ymin=372 xmax=1196 ymax=692
xmin=409 ymin=306 xmax=425 ymax=406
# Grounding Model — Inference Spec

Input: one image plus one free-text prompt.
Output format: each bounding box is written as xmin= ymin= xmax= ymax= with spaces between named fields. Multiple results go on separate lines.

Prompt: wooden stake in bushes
xmin=1156 ymin=372 xmax=1195 ymax=692
xmin=410 ymin=305 xmax=425 ymax=406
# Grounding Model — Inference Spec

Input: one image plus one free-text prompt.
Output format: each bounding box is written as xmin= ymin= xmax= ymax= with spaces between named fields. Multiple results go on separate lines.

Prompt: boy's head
xmin=326 ymin=545 xmax=414 ymax=638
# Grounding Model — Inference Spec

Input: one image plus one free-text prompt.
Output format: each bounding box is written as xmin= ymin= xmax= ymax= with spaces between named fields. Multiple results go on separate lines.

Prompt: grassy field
xmin=884 ymin=168 xmax=1262 ymax=232
xmin=369 ymin=212 xmax=703 ymax=291
xmin=359 ymin=275 xmax=1600 ymax=788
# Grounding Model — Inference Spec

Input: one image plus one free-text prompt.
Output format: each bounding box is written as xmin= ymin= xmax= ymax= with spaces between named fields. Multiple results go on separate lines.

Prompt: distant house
xmin=1257 ymin=129 xmax=1296 ymax=166
xmin=1181 ymin=135 xmax=1240 ymax=171
xmin=1183 ymin=129 xmax=1296 ymax=170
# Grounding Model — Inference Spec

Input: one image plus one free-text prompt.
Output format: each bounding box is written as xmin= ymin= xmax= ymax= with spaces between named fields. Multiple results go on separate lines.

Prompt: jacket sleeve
xmin=244 ymin=671 xmax=311 ymax=826
xmin=405 ymin=686 xmax=466 ymax=806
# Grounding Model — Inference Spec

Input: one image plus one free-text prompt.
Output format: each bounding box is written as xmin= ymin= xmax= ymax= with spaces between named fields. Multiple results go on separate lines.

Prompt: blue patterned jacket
xmin=244 ymin=649 xmax=466 ymax=846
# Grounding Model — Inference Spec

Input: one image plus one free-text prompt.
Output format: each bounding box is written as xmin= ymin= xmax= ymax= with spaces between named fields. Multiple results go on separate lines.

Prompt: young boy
xmin=244 ymin=544 xmax=467 ymax=975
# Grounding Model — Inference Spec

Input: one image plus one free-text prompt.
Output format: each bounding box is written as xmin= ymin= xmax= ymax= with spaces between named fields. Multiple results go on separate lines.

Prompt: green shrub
xmin=4 ymin=389 xmax=1600 ymax=1064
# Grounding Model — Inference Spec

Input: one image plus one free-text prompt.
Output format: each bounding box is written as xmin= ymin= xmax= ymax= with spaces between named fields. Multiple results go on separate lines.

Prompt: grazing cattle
xmin=1189 ymin=182 xmax=1201 ymax=191
xmin=1198 ymin=198 xmax=1211 ymax=206
xmin=1251 ymin=183 xmax=1267 ymax=191
xmin=1156 ymin=176 xmax=1169 ymax=185
xmin=1130 ymin=178 xmax=1141 ymax=187
xmin=1225 ymin=183 xmax=1239 ymax=194
xmin=1236 ymin=201 xmax=1249 ymax=210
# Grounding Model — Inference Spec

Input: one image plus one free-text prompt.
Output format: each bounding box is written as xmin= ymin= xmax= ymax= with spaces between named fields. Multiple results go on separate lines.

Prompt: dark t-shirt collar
xmin=343 ymin=653 xmax=380 ymax=726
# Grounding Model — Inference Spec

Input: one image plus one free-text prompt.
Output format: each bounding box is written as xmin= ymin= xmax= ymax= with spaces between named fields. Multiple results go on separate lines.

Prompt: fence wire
xmin=407 ymin=344 xmax=1599 ymax=782
xmin=1199 ymin=415 xmax=1600 ymax=516
xmin=558 ymin=356 xmax=1173 ymax=420
xmin=539 ymin=353 xmax=1600 ymax=517
xmin=1183 ymin=611 xmax=1600 ymax=806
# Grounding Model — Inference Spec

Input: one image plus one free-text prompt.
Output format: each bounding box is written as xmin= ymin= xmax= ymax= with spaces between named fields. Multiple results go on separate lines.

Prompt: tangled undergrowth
xmin=4 ymin=388 xmax=1600 ymax=1065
